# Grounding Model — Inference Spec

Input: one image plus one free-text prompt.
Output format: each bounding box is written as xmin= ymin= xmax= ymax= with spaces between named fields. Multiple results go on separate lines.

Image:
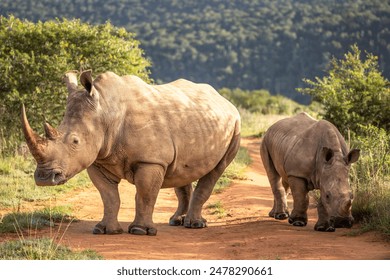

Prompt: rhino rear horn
xmin=20 ymin=104 xmax=47 ymax=162
xmin=63 ymin=70 xmax=79 ymax=92
xmin=44 ymin=122 xmax=60 ymax=140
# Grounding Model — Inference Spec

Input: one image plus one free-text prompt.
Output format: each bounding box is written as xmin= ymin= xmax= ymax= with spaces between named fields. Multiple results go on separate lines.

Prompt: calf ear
xmin=346 ymin=149 xmax=360 ymax=165
xmin=322 ymin=147 xmax=334 ymax=163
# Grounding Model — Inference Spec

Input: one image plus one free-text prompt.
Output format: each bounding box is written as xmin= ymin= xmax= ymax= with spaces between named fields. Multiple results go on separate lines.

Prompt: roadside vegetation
xmin=0 ymin=238 xmax=103 ymax=260
xmin=299 ymin=45 xmax=390 ymax=238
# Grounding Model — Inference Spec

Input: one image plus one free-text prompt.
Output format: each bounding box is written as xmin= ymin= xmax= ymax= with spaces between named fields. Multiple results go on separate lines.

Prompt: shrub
xmin=0 ymin=15 xmax=151 ymax=154
xmin=299 ymin=45 xmax=390 ymax=237
xmin=298 ymin=44 xmax=390 ymax=136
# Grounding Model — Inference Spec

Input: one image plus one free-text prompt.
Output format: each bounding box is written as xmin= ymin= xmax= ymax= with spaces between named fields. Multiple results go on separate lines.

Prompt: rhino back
xmin=93 ymin=73 xmax=240 ymax=186
xmin=262 ymin=113 xmax=323 ymax=180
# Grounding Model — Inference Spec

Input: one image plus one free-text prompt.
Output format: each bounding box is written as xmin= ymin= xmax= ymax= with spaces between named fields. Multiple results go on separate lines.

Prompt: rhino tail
xmin=260 ymin=139 xmax=277 ymax=177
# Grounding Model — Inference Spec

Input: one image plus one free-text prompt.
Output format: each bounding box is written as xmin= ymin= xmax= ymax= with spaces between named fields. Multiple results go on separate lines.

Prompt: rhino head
xmin=316 ymin=147 xmax=360 ymax=230
xmin=21 ymin=70 xmax=103 ymax=186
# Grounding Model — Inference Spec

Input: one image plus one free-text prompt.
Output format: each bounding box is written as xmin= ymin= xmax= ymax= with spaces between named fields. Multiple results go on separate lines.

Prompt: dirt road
xmin=26 ymin=138 xmax=390 ymax=259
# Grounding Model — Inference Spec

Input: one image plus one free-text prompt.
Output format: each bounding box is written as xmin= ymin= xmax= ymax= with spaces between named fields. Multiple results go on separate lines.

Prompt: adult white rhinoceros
xmin=21 ymin=70 xmax=241 ymax=236
xmin=260 ymin=112 xmax=360 ymax=232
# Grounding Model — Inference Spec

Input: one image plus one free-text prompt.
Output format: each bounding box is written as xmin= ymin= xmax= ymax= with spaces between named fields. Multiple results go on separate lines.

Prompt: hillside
xmin=1 ymin=0 xmax=389 ymax=103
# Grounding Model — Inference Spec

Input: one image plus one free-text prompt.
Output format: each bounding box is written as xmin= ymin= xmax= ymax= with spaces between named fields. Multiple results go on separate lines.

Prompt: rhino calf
xmin=21 ymin=70 xmax=241 ymax=236
xmin=260 ymin=113 xmax=359 ymax=232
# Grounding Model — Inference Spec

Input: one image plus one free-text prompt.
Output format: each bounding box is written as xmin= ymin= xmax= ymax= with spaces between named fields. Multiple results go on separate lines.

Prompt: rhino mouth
xmin=330 ymin=216 xmax=354 ymax=228
xmin=34 ymin=169 xmax=68 ymax=186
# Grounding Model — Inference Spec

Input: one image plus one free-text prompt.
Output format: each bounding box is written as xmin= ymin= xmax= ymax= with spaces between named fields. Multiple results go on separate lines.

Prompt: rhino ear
xmin=80 ymin=70 xmax=99 ymax=99
xmin=80 ymin=70 xmax=93 ymax=92
xmin=322 ymin=147 xmax=334 ymax=163
xmin=346 ymin=149 xmax=360 ymax=165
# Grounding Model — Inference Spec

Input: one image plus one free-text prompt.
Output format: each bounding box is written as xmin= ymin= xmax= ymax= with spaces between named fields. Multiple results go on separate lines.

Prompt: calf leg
xmin=169 ymin=184 xmax=193 ymax=226
xmin=260 ymin=142 xmax=289 ymax=220
xmin=129 ymin=163 xmax=165 ymax=236
xmin=87 ymin=164 xmax=123 ymax=234
xmin=184 ymin=133 xmax=240 ymax=228
xmin=314 ymin=199 xmax=335 ymax=232
xmin=288 ymin=176 xmax=309 ymax=226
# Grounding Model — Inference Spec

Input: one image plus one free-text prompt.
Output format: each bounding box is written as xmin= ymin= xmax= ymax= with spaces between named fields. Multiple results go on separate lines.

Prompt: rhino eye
xmin=72 ymin=137 xmax=80 ymax=145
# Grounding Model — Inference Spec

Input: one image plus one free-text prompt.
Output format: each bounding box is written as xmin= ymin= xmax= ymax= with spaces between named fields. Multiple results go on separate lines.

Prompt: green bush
xmin=0 ymin=15 xmax=151 ymax=154
xmin=299 ymin=45 xmax=390 ymax=237
xmin=220 ymin=88 xmax=308 ymax=115
xmin=298 ymin=44 xmax=390 ymax=136
xmin=350 ymin=125 xmax=390 ymax=235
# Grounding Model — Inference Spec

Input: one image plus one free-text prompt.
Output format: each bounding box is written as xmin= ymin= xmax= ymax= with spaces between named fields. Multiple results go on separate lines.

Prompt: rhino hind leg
xmin=169 ymin=184 xmax=193 ymax=226
xmin=184 ymin=133 xmax=241 ymax=229
xmin=288 ymin=176 xmax=309 ymax=227
xmin=260 ymin=142 xmax=289 ymax=220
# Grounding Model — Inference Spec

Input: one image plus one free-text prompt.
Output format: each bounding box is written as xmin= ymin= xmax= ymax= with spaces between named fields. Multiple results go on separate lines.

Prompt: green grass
xmin=239 ymin=109 xmax=289 ymax=137
xmin=214 ymin=146 xmax=252 ymax=193
xmin=350 ymin=126 xmax=390 ymax=238
xmin=0 ymin=155 xmax=91 ymax=210
xmin=0 ymin=205 xmax=76 ymax=233
xmin=0 ymin=238 xmax=103 ymax=260
xmin=206 ymin=201 xmax=226 ymax=218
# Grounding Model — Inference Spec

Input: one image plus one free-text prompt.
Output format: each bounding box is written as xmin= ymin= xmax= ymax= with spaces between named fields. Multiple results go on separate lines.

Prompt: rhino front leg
xmin=129 ymin=163 xmax=165 ymax=236
xmin=288 ymin=176 xmax=309 ymax=227
xmin=314 ymin=199 xmax=335 ymax=232
xmin=169 ymin=184 xmax=192 ymax=226
xmin=87 ymin=164 xmax=123 ymax=234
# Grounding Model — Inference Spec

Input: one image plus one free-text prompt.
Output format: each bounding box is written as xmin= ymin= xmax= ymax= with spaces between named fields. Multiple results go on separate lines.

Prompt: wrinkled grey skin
xmin=260 ymin=113 xmax=360 ymax=232
xmin=21 ymin=70 xmax=241 ymax=236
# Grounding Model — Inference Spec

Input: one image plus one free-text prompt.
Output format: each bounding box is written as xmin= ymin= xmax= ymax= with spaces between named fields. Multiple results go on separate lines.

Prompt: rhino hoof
xmin=314 ymin=223 xmax=335 ymax=232
xmin=93 ymin=224 xmax=123 ymax=234
xmin=184 ymin=218 xmax=207 ymax=229
xmin=128 ymin=225 xmax=157 ymax=236
xmin=293 ymin=221 xmax=306 ymax=227
xmin=93 ymin=225 xmax=106 ymax=234
xmin=169 ymin=215 xmax=185 ymax=226
xmin=289 ymin=217 xmax=307 ymax=227
xmin=326 ymin=226 xmax=335 ymax=232
xmin=274 ymin=213 xmax=289 ymax=220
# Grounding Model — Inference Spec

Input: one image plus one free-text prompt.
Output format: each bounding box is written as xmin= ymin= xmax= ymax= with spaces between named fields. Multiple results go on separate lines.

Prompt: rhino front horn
xmin=20 ymin=104 xmax=47 ymax=162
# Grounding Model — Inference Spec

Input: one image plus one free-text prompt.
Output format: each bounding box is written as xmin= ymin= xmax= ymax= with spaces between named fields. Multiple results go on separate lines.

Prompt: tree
xmin=0 ymin=16 xmax=151 ymax=153
xmin=298 ymin=44 xmax=390 ymax=136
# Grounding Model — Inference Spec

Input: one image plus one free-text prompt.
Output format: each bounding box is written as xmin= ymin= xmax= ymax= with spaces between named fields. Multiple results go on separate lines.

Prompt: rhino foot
xmin=128 ymin=225 xmax=157 ymax=236
xmin=314 ymin=222 xmax=335 ymax=232
xmin=169 ymin=215 xmax=185 ymax=226
xmin=92 ymin=224 xmax=123 ymax=235
xmin=288 ymin=217 xmax=307 ymax=227
xmin=184 ymin=218 xmax=207 ymax=229
xmin=274 ymin=212 xmax=289 ymax=220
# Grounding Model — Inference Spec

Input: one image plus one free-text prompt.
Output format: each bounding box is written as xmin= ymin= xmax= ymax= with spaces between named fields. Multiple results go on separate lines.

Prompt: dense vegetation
xmin=0 ymin=16 xmax=150 ymax=153
xmin=300 ymin=45 xmax=390 ymax=236
xmin=1 ymin=0 xmax=389 ymax=103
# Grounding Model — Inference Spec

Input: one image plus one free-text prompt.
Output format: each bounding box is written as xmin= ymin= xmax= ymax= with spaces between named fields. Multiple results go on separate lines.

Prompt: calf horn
xmin=21 ymin=104 xmax=47 ymax=162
